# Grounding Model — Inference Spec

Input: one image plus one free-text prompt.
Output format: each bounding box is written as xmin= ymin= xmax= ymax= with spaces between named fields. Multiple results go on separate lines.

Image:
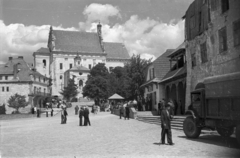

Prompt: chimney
xmin=9 ymin=57 xmax=13 ymax=60
xmin=18 ymin=56 xmax=23 ymax=59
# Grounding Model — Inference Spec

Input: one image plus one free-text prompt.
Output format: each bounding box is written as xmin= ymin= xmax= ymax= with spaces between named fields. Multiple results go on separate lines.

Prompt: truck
xmin=183 ymin=72 xmax=240 ymax=144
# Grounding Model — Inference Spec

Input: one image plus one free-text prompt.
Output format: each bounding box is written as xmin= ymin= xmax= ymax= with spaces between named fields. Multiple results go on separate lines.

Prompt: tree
xmin=8 ymin=93 xmax=29 ymax=113
xmin=124 ymin=54 xmax=152 ymax=100
xmin=82 ymin=63 xmax=109 ymax=105
xmin=60 ymin=78 xmax=79 ymax=101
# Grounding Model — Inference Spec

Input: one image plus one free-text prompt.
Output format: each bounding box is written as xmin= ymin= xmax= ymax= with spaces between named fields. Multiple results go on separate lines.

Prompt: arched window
xmin=43 ymin=59 xmax=46 ymax=68
xmin=60 ymin=75 xmax=62 ymax=80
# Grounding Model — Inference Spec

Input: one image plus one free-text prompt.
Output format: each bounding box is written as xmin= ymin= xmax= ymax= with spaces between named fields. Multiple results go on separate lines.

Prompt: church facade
xmin=33 ymin=24 xmax=130 ymax=99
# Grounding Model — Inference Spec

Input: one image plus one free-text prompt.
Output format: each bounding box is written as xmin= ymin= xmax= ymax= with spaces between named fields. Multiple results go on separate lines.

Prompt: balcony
xmin=28 ymin=91 xmax=51 ymax=97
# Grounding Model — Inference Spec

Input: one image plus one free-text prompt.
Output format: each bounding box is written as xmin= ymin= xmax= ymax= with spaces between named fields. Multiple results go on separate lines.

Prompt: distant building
xmin=184 ymin=0 xmax=240 ymax=106
xmin=33 ymin=23 xmax=130 ymax=99
xmin=141 ymin=49 xmax=174 ymax=111
xmin=0 ymin=56 xmax=51 ymax=114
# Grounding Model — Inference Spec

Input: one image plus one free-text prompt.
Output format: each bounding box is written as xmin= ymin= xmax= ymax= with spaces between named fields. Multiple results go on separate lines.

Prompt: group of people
xmin=119 ymin=101 xmax=131 ymax=120
xmin=75 ymin=105 xmax=91 ymax=126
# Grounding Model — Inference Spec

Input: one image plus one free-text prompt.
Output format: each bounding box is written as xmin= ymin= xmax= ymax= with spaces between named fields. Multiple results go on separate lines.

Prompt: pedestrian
xmin=160 ymin=103 xmax=174 ymax=145
xmin=119 ymin=105 xmax=124 ymax=119
xmin=84 ymin=106 xmax=91 ymax=126
xmin=37 ymin=108 xmax=40 ymax=118
xmin=61 ymin=107 xmax=64 ymax=124
xmin=51 ymin=108 xmax=54 ymax=117
xmin=79 ymin=107 xmax=84 ymax=126
xmin=63 ymin=107 xmax=68 ymax=124
xmin=75 ymin=105 xmax=79 ymax=115
xmin=125 ymin=104 xmax=130 ymax=120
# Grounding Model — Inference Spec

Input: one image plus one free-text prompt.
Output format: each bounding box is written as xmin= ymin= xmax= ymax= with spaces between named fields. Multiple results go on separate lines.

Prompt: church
xmin=33 ymin=23 xmax=130 ymax=100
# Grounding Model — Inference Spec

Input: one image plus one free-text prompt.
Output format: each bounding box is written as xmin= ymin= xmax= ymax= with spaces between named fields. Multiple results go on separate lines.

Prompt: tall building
xmin=0 ymin=56 xmax=51 ymax=114
xmin=184 ymin=0 xmax=240 ymax=106
xmin=33 ymin=23 xmax=130 ymax=99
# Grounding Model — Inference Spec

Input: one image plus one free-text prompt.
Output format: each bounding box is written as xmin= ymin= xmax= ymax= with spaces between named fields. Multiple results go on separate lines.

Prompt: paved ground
xmin=1 ymin=106 xmax=240 ymax=158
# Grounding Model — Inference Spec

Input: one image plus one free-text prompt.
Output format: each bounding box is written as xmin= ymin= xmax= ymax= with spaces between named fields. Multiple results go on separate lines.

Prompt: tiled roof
xmin=37 ymin=47 xmax=50 ymax=52
xmin=0 ymin=58 xmax=47 ymax=82
xmin=160 ymin=65 xmax=187 ymax=83
xmin=104 ymin=42 xmax=130 ymax=59
xmin=33 ymin=47 xmax=50 ymax=56
xmin=153 ymin=49 xmax=175 ymax=80
xmin=52 ymin=30 xmax=103 ymax=53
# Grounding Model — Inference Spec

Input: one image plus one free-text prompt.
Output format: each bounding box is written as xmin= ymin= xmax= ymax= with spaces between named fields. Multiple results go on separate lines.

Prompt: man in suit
xmin=79 ymin=107 xmax=84 ymax=126
xmin=119 ymin=104 xmax=125 ymax=119
xmin=63 ymin=107 xmax=68 ymax=124
xmin=84 ymin=106 xmax=91 ymax=126
xmin=161 ymin=103 xmax=174 ymax=145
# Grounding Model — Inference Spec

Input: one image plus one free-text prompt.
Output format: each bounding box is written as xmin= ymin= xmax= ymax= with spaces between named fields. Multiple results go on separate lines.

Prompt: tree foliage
xmin=8 ymin=93 xmax=28 ymax=113
xmin=60 ymin=78 xmax=79 ymax=101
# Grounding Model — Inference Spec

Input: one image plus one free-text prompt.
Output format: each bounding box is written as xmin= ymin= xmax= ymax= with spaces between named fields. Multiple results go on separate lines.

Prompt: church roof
xmin=52 ymin=30 xmax=103 ymax=53
xmin=104 ymin=42 xmax=130 ymax=60
xmin=33 ymin=47 xmax=50 ymax=56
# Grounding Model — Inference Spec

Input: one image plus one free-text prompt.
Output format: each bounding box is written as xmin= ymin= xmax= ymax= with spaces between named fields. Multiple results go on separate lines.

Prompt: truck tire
xmin=216 ymin=127 xmax=234 ymax=137
xmin=183 ymin=117 xmax=201 ymax=138
xmin=236 ymin=125 xmax=240 ymax=145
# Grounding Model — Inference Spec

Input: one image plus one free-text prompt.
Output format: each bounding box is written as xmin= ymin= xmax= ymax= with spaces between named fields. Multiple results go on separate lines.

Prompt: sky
xmin=0 ymin=0 xmax=193 ymax=64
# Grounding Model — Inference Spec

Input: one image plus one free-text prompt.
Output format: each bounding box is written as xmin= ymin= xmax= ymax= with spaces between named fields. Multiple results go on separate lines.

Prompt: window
xmin=89 ymin=64 xmax=92 ymax=69
xmin=152 ymin=68 xmax=155 ymax=78
xmin=0 ymin=76 xmax=2 ymax=80
xmin=65 ymin=58 xmax=68 ymax=61
xmin=233 ymin=19 xmax=240 ymax=47
xmin=2 ymin=87 xmax=4 ymax=92
xmin=219 ymin=27 xmax=228 ymax=52
xmin=60 ymin=75 xmax=62 ymax=80
xmin=6 ymin=87 xmax=9 ymax=92
xmin=191 ymin=53 xmax=196 ymax=68
xmin=211 ymin=0 xmax=218 ymax=11
xmin=69 ymin=64 xmax=72 ymax=69
xmin=5 ymin=76 xmax=8 ymax=80
xmin=60 ymin=63 xmax=63 ymax=69
xmin=149 ymin=69 xmax=152 ymax=80
xmin=34 ymin=87 xmax=36 ymax=93
xmin=43 ymin=59 xmax=46 ymax=68
xmin=44 ymin=88 xmax=46 ymax=94
xmin=190 ymin=15 xmax=195 ymax=29
xmin=200 ymin=42 xmax=208 ymax=63
xmin=39 ymin=87 xmax=41 ymax=92
xmin=78 ymin=61 xmax=80 ymax=65
xmin=221 ymin=0 xmax=229 ymax=13
xmin=84 ymin=59 xmax=86 ymax=61
xmin=39 ymin=77 xmax=41 ymax=82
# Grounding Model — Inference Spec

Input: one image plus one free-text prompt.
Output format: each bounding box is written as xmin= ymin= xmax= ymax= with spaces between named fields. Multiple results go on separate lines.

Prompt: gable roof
xmin=104 ymin=42 xmax=130 ymax=59
xmin=0 ymin=57 xmax=47 ymax=82
xmin=33 ymin=47 xmax=50 ymax=56
xmin=153 ymin=49 xmax=175 ymax=80
xmin=68 ymin=65 xmax=90 ymax=73
xmin=52 ymin=30 xmax=103 ymax=53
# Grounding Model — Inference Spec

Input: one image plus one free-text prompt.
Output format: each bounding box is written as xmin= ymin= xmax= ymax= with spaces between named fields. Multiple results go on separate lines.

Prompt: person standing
xmin=63 ymin=107 xmax=68 ymax=124
xmin=119 ymin=105 xmax=124 ymax=119
xmin=84 ymin=106 xmax=91 ymax=126
xmin=160 ymin=104 xmax=174 ymax=145
xmin=79 ymin=107 xmax=84 ymax=126
xmin=158 ymin=101 xmax=162 ymax=115
xmin=125 ymin=104 xmax=130 ymax=120
xmin=75 ymin=105 xmax=79 ymax=115
xmin=51 ymin=108 xmax=54 ymax=117
xmin=61 ymin=107 xmax=64 ymax=124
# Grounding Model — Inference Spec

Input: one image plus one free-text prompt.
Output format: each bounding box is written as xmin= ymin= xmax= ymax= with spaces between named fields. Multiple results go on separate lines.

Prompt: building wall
xmin=35 ymin=55 xmax=50 ymax=77
xmin=185 ymin=0 xmax=240 ymax=107
xmin=0 ymin=83 xmax=31 ymax=114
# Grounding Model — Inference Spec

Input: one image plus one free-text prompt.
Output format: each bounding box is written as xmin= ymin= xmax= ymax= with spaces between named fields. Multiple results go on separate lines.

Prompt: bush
xmin=0 ymin=104 xmax=6 ymax=114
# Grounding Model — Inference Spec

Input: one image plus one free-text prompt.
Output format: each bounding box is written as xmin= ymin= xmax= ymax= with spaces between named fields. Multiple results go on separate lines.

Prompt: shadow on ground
xmin=178 ymin=134 xmax=240 ymax=150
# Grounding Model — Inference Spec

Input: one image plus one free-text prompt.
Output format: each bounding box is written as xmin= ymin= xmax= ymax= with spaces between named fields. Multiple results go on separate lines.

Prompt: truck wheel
xmin=216 ymin=127 xmax=234 ymax=137
xmin=183 ymin=117 xmax=201 ymax=138
xmin=236 ymin=125 xmax=240 ymax=145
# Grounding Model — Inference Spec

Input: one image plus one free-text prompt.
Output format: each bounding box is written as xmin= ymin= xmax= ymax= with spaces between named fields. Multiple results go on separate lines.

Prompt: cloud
xmin=0 ymin=20 xmax=77 ymax=63
xmin=0 ymin=3 xmax=185 ymax=64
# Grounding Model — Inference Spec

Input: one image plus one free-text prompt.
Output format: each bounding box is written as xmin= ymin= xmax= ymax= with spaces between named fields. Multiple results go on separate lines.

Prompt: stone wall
xmin=0 ymin=83 xmax=31 ymax=114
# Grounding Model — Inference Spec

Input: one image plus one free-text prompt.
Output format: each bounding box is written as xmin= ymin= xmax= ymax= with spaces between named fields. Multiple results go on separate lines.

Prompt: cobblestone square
xmin=1 ymin=107 xmax=240 ymax=158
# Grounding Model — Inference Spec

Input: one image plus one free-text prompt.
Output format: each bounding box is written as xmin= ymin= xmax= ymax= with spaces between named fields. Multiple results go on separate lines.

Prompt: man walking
xmin=161 ymin=103 xmax=174 ymax=145
xmin=84 ymin=106 xmax=91 ymax=126
xmin=79 ymin=107 xmax=84 ymax=126
xmin=63 ymin=107 xmax=68 ymax=124
xmin=119 ymin=104 xmax=125 ymax=119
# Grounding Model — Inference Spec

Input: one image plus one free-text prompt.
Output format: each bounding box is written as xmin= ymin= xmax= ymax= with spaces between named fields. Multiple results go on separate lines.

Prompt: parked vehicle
xmin=183 ymin=72 xmax=240 ymax=144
